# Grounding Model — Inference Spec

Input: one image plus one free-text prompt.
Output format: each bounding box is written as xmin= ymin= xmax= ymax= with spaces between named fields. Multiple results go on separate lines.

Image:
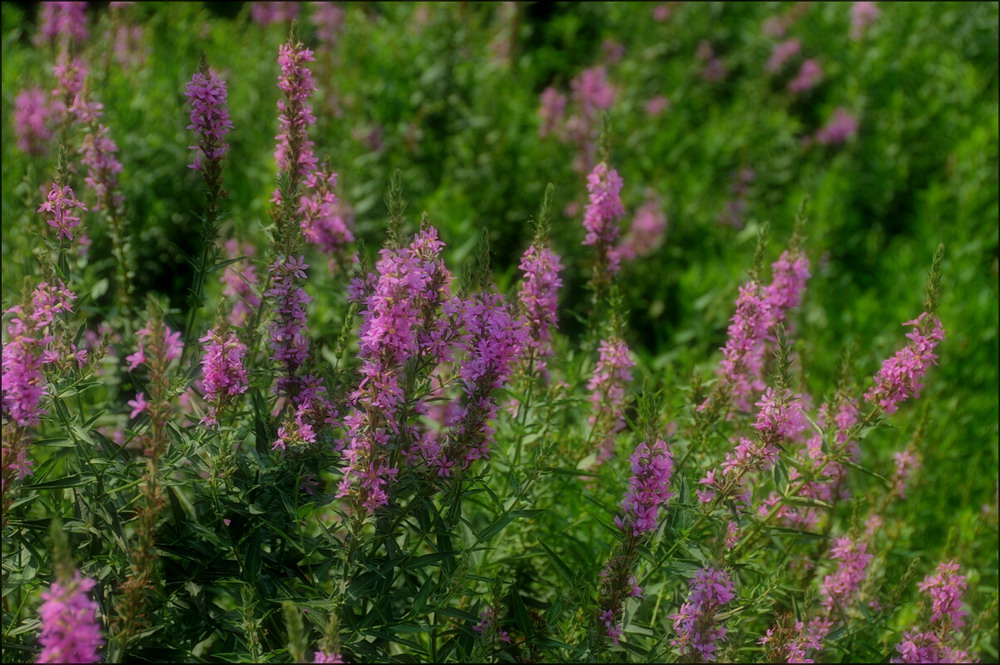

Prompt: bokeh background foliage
xmin=1 ymin=1 xmax=997 ymax=663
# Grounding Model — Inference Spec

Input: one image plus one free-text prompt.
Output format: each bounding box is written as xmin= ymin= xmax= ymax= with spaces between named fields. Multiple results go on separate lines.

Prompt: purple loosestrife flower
xmin=441 ymin=292 xmax=525 ymax=471
xmin=918 ymin=560 xmax=968 ymax=630
xmin=35 ymin=1 xmax=89 ymax=49
xmin=616 ymin=440 xmax=673 ymax=536
xmin=644 ymin=95 xmax=670 ymax=116
xmin=199 ymin=326 xmax=249 ymax=426
xmin=851 ymin=2 xmax=880 ymax=40
xmin=670 ymin=567 xmax=735 ymax=662
xmin=587 ymin=337 xmax=634 ymax=464
xmin=127 ymin=392 xmax=147 ymax=419
xmin=582 ymin=162 xmax=626 ymax=275
xmin=713 ymin=280 xmax=769 ymax=411
xmin=313 ymin=651 xmax=344 ymax=664
xmin=864 ymin=312 xmax=945 ymax=415
xmin=760 ymin=615 xmax=832 ymax=664
xmin=265 ymin=256 xmax=313 ymax=395
xmin=473 ymin=606 xmax=512 ymax=644
xmin=892 ymin=447 xmax=921 ymax=499
xmin=652 ymin=4 xmax=671 ymax=21
xmin=37 ymin=572 xmax=103 ymax=663
xmin=185 ymin=69 xmax=234 ymax=171
xmin=819 ymin=537 xmax=872 ymax=611
xmin=38 ymin=184 xmax=88 ymax=242
xmin=788 ymin=58 xmax=823 ymax=93
xmin=516 ymin=244 xmax=564 ymax=375
xmin=616 ymin=195 xmax=666 ymax=262
xmin=275 ymin=40 xmax=318 ymax=181
xmin=566 ymin=67 xmax=615 ymax=171
xmin=79 ymin=125 xmax=124 ymax=211
xmin=814 ymin=107 xmax=859 ymax=145
xmin=766 ymin=39 xmax=801 ymax=73
xmin=125 ymin=323 xmax=183 ymax=371
xmin=220 ymin=240 xmax=261 ymax=327
xmin=251 ymin=1 xmax=300 ymax=26
xmin=299 ymin=169 xmax=355 ymax=258
xmin=14 ymin=88 xmax=55 ymax=155
xmin=51 ymin=57 xmax=89 ymax=121
xmin=764 ymin=250 xmax=811 ymax=316
xmin=538 ymin=86 xmax=567 ymax=138
xmin=893 ymin=631 xmax=972 ymax=664
xmin=311 ymin=2 xmax=345 ymax=47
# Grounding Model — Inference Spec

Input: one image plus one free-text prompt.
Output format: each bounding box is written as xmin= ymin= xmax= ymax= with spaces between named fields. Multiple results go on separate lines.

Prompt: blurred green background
xmin=2 ymin=0 xmax=997 ymax=606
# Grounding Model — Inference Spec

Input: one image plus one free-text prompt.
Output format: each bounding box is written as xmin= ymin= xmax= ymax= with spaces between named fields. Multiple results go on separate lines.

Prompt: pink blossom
xmin=38 ymin=184 xmax=88 ymax=241
xmin=14 ymin=88 xmax=54 ymax=154
xmin=644 ymin=95 xmax=670 ymax=116
xmin=251 ymin=1 xmax=300 ymax=26
xmin=185 ymin=68 xmax=234 ymax=171
xmin=819 ymin=537 xmax=872 ymax=611
xmin=850 ymin=2 xmax=880 ymax=40
xmin=299 ymin=169 xmax=355 ymax=256
xmin=311 ymin=2 xmax=346 ymax=47
xmin=616 ymin=195 xmax=666 ymax=261
xmin=814 ymin=107 xmax=859 ymax=145
xmin=788 ymin=59 xmax=823 ymax=93
xmin=582 ymin=162 xmax=626 ymax=274
xmin=79 ymin=125 xmax=124 ymax=210
xmin=671 ymin=568 xmax=735 ymax=662
xmin=274 ymin=40 xmax=318 ymax=179
xmin=766 ymin=39 xmax=801 ymax=73
xmin=538 ymin=86 xmax=567 ymax=138
xmin=35 ymin=1 xmax=89 ymax=49
xmin=587 ymin=337 xmax=634 ymax=463
xmin=37 ymin=572 xmax=103 ymax=664
xmin=615 ymin=440 xmax=673 ymax=536
xmin=314 ymin=650 xmax=344 ymax=663
xmin=864 ymin=313 xmax=945 ymax=415
xmin=127 ymin=392 xmax=148 ymax=419
xmin=199 ymin=327 xmax=249 ymax=426
xmin=516 ymin=244 xmax=564 ymax=374
xmin=917 ymin=560 xmax=968 ymax=630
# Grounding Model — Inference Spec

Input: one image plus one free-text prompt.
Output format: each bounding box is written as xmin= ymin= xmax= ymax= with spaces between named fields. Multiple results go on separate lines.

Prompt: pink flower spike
xmin=127 ymin=392 xmax=148 ymax=419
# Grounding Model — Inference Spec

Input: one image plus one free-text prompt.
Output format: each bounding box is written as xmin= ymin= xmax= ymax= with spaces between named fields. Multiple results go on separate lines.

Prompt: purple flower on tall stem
xmin=850 ymin=2 xmax=880 ymax=40
xmin=185 ymin=68 xmax=234 ymax=171
xmin=37 ymin=571 xmax=103 ymax=664
xmin=251 ymin=1 xmax=300 ymax=26
xmin=516 ymin=244 xmax=563 ymax=375
xmin=616 ymin=195 xmax=666 ymax=262
xmin=670 ymin=567 xmax=735 ymax=662
xmin=220 ymin=240 xmax=261 ymax=328
xmin=79 ymin=124 xmax=124 ymax=211
xmin=538 ymin=87 xmax=567 ymax=138
xmin=587 ymin=337 xmax=634 ymax=463
xmin=582 ymin=162 xmax=626 ymax=277
xmin=199 ymin=326 xmax=249 ymax=426
xmin=35 ymin=1 xmax=89 ymax=50
xmin=864 ymin=312 xmax=944 ymax=415
xmin=616 ymin=440 xmax=673 ymax=536
xmin=819 ymin=537 xmax=872 ymax=611
xmin=14 ymin=88 xmax=55 ymax=155
xmin=265 ymin=256 xmax=313 ymax=396
xmin=313 ymin=650 xmax=344 ymax=664
xmin=275 ymin=40 xmax=318 ymax=182
xmin=299 ymin=168 xmax=355 ymax=259
xmin=788 ymin=58 xmax=823 ymax=93
xmin=814 ymin=107 xmax=859 ymax=145
xmin=38 ymin=184 xmax=88 ymax=242
xmin=766 ymin=39 xmax=801 ymax=73
xmin=893 ymin=560 xmax=971 ymax=663
xmin=918 ymin=560 xmax=968 ymax=630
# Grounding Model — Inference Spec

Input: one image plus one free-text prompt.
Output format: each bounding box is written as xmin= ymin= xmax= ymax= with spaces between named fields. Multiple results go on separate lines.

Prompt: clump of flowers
xmin=185 ymin=68 xmax=234 ymax=172
xmin=670 ymin=567 xmax=735 ymax=662
xmin=587 ymin=336 xmax=634 ymax=464
xmin=38 ymin=183 xmax=88 ymax=242
xmin=220 ymin=240 xmax=261 ymax=328
xmin=299 ymin=168 xmax=355 ymax=263
xmin=788 ymin=58 xmax=823 ymax=93
xmin=516 ymin=241 xmax=564 ymax=376
xmin=199 ymin=325 xmax=249 ymax=426
xmin=538 ymin=86 xmax=567 ymax=138
xmin=616 ymin=440 xmax=673 ymax=536
xmin=851 ymin=2 xmax=881 ymax=40
xmin=275 ymin=40 xmax=318 ymax=182
xmin=265 ymin=256 xmax=313 ymax=396
xmin=311 ymin=2 xmax=346 ymax=48
xmin=864 ymin=312 xmax=945 ymax=415
xmin=894 ymin=561 xmax=972 ymax=663
xmin=35 ymin=1 xmax=89 ymax=50
xmin=37 ymin=571 xmax=103 ymax=664
xmin=616 ymin=194 xmax=665 ymax=262
xmin=473 ymin=606 xmax=511 ymax=644
xmin=14 ymin=88 xmax=54 ymax=155
xmin=814 ymin=107 xmax=859 ymax=145
xmin=251 ymin=1 xmax=300 ymax=26
xmin=766 ymin=38 xmax=801 ymax=73
xmin=79 ymin=124 xmax=124 ymax=211
xmin=582 ymin=162 xmax=626 ymax=277
xmin=819 ymin=536 xmax=872 ymax=611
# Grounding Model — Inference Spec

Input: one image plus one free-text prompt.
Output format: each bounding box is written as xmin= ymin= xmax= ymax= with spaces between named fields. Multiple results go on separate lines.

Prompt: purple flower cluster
xmin=864 ymin=312 xmax=945 ymax=415
xmin=918 ymin=560 xmax=968 ymax=630
xmin=275 ymin=41 xmax=318 ymax=179
xmin=819 ymin=537 xmax=872 ymax=611
xmin=313 ymin=650 xmax=344 ymax=664
xmin=35 ymin=1 xmax=89 ymax=49
xmin=893 ymin=631 xmax=972 ymax=664
xmin=37 ymin=572 xmax=103 ymax=664
xmin=566 ymin=66 xmax=615 ymax=171
xmin=616 ymin=440 xmax=673 ymax=536
xmin=185 ymin=69 xmax=234 ymax=171
xmin=538 ymin=86 xmax=567 ymax=138
xmin=311 ymin=2 xmax=346 ymax=47
xmin=814 ymin=107 xmax=859 ymax=145
xmin=299 ymin=169 xmax=355 ymax=256
xmin=125 ymin=323 xmax=183 ymax=371
xmin=14 ymin=88 xmax=54 ymax=155
xmin=644 ymin=95 xmax=670 ymax=116
xmin=38 ymin=184 xmax=88 ymax=242
xmin=340 ymin=227 xmax=455 ymax=512
xmin=582 ymin=162 xmax=626 ymax=274
xmin=79 ymin=124 xmax=124 ymax=211
xmin=473 ymin=606 xmax=511 ymax=644
xmin=51 ymin=57 xmax=89 ymax=122
xmin=587 ymin=337 xmax=634 ymax=463
xmin=199 ymin=326 xmax=249 ymax=426
xmin=759 ymin=615 xmax=832 ymax=664
xmin=767 ymin=39 xmax=801 ymax=73
xmin=850 ymin=2 xmax=881 ymax=40
xmin=891 ymin=447 xmax=921 ymax=499
xmin=765 ymin=250 xmax=811 ymax=314
xmin=2 ymin=281 xmax=76 ymax=430
xmin=616 ymin=195 xmax=666 ymax=262
xmin=516 ymin=244 xmax=564 ymax=374
xmin=788 ymin=58 xmax=823 ymax=93
xmin=251 ymin=1 xmax=300 ymax=26
xmin=670 ymin=567 xmax=735 ymax=662
xmin=265 ymin=256 xmax=313 ymax=394
xmin=220 ymin=239 xmax=261 ymax=327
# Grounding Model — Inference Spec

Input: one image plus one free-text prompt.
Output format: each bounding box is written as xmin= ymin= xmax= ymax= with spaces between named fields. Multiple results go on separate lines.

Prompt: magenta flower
xmin=185 ymin=68 xmax=234 ymax=171
xmin=127 ymin=392 xmax=148 ymax=419
xmin=571 ymin=66 xmax=615 ymax=115
xmin=814 ymin=107 xmax=859 ymax=145
xmin=644 ymin=95 xmax=670 ymax=117
xmin=582 ymin=162 xmax=626 ymax=274
xmin=265 ymin=256 xmax=313 ymax=394
xmin=14 ymin=88 xmax=54 ymax=155
xmin=764 ymin=250 xmax=811 ymax=315
xmin=652 ymin=4 xmax=671 ymax=22
xmin=251 ymin=1 xmax=300 ymax=26
xmin=766 ymin=39 xmax=801 ymax=73
xmin=299 ymin=169 xmax=355 ymax=256
xmin=616 ymin=439 xmax=673 ymax=536
xmin=79 ymin=124 xmax=124 ymax=211
xmin=275 ymin=40 xmax=318 ymax=180
xmin=220 ymin=240 xmax=261 ymax=327
xmin=38 ymin=184 xmax=88 ymax=242
xmin=538 ymin=86 xmax=567 ymax=138
xmin=864 ymin=312 xmax=945 ymax=415
xmin=788 ymin=58 xmax=823 ymax=93
xmin=587 ymin=337 xmax=634 ymax=463
xmin=199 ymin=326 xmax=249 ymax=426
xmin=893 ymin=631 xmax=973 ymax=664
xmin=918 ymin=560 xmax=968 ymax=630
xmin=311 ymin=2 xmax=346 ymax=47
xmin=891 ymin=448 xmax=921 ymax=499
xmin=616 ymin=196 xmax=666 ymax=262
xmin=671 ymin=567 xmax=735 ymax=662
xmin=35 ymin=1 xmax=89 ymax=49
xmin=37 ymin=572 xmax=103 ymax=664
xmin=313 ymin=650 xmax=344 ymax=664
xmin=516 ymin=244 xmax=564 ymax=374
xmin=473 ymin=606 xmax=512 ymax=644
xmin=851 ymin=2 xmax=881 ymax=40
xmin=819 ymin=537 xmax=872 ymax=611
xmin=125 ymin=323 xmax=183 ymax=371
xmin=714 ymin=280 xmax=770 ymax=411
